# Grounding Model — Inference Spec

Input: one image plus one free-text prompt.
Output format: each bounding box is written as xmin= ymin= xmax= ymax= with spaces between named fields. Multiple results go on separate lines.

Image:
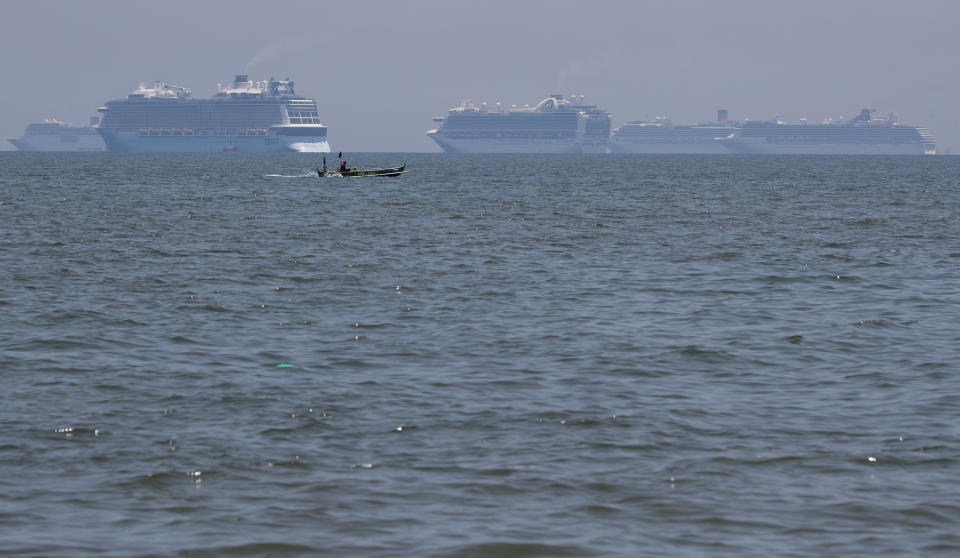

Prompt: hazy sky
xmin=2 ymin=0 xmax=959 ymax=152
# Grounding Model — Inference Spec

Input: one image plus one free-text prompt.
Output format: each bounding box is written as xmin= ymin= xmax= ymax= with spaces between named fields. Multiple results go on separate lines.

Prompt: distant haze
xmin=2 ymin=0 xmax=959 ymax=153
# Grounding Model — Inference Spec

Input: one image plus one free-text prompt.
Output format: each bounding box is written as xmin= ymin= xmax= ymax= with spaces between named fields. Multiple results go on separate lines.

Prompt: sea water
xmin=1 ymin=153 xmax=959 ymax=556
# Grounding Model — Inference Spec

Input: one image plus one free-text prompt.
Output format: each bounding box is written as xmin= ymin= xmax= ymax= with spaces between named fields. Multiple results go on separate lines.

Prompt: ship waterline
xmin=97 ymin=126 xmax=330 ymax=153
xmin=96 ymin=74 xmax=330 ymax=153
xmin=426 ymin=131 xmax=602 ymax=154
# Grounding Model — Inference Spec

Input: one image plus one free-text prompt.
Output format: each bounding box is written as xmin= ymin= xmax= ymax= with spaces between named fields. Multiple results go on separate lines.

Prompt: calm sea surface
xmin=2 ymin=153 xmax=959 ymax=557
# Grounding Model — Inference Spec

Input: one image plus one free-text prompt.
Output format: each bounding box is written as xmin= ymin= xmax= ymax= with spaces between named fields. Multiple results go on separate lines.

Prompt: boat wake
xmin=290 ymin=142 xmax=332 ymax=153
xmin=261 ymin=172 xmax=316 ymax=178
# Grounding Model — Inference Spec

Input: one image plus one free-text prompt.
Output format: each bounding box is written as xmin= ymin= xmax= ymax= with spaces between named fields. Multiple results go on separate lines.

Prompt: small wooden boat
xmin=318 ymin=154 xmax=406 ymax=178
xmin=318 ymin=163 xmax=406 ymax=178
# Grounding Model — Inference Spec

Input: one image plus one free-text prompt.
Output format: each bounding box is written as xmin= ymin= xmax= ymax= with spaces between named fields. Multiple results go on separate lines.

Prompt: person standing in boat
xmin=340 ymin=160 xmax=347 ymax=172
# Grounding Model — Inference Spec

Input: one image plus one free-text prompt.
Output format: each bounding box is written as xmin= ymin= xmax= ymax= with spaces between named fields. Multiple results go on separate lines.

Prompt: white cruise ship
xmin=609 ymin=110 xmax=738 ymax=154
xmin=96 ymin=74 xmax=329 ymax=153
xmin=8 ymin=119 xmax=105 ymax=151
xmin=427 ymin=95 xmax=611 ymax=153
xmin=720 ymin=109 xmax=935 ymax=155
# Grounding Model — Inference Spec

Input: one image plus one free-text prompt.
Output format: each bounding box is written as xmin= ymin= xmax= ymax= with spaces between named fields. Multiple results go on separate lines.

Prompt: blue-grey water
xmin=2 ymin=153 xmax=959 ymax=557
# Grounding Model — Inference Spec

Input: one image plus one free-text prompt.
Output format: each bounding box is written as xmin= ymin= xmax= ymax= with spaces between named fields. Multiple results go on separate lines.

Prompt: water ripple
xmin=2 ymin=153 xmax=960 ymax=556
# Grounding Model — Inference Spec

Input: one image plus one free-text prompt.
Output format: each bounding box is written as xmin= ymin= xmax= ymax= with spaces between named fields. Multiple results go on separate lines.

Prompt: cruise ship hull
xmin=428 ymin=131 xmax=607 ymax=154
xmin=608 ymin=140 xmax=732 ymax=154
xmin=8 ymin=132 xmax=104 ymax=152
xmin=97 ymin=130 xmax=329 ymax=153
xmin=720 ymin=139 xmax=930 ymax=155
xmin=609 ymin=124 xmax=737 ymax=154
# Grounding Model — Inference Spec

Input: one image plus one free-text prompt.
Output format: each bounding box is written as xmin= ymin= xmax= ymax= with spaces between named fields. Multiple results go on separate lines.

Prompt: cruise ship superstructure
xmin=8 ymin=118 xmax=105 ymax=151
xmin=720 ymin=109 xmax=935 ymax=155
xmin=609 ymin=110 xmax=738 ymax=154
xmin=427 ymin=95 xmax=611 ymax=153
xmin=96 ymin=74 xmax=329 ymax=153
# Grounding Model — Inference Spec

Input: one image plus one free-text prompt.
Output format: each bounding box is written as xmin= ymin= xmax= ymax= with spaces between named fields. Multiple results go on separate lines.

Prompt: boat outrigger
xmin=318 ymin=153 xmax=406 ymax=178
